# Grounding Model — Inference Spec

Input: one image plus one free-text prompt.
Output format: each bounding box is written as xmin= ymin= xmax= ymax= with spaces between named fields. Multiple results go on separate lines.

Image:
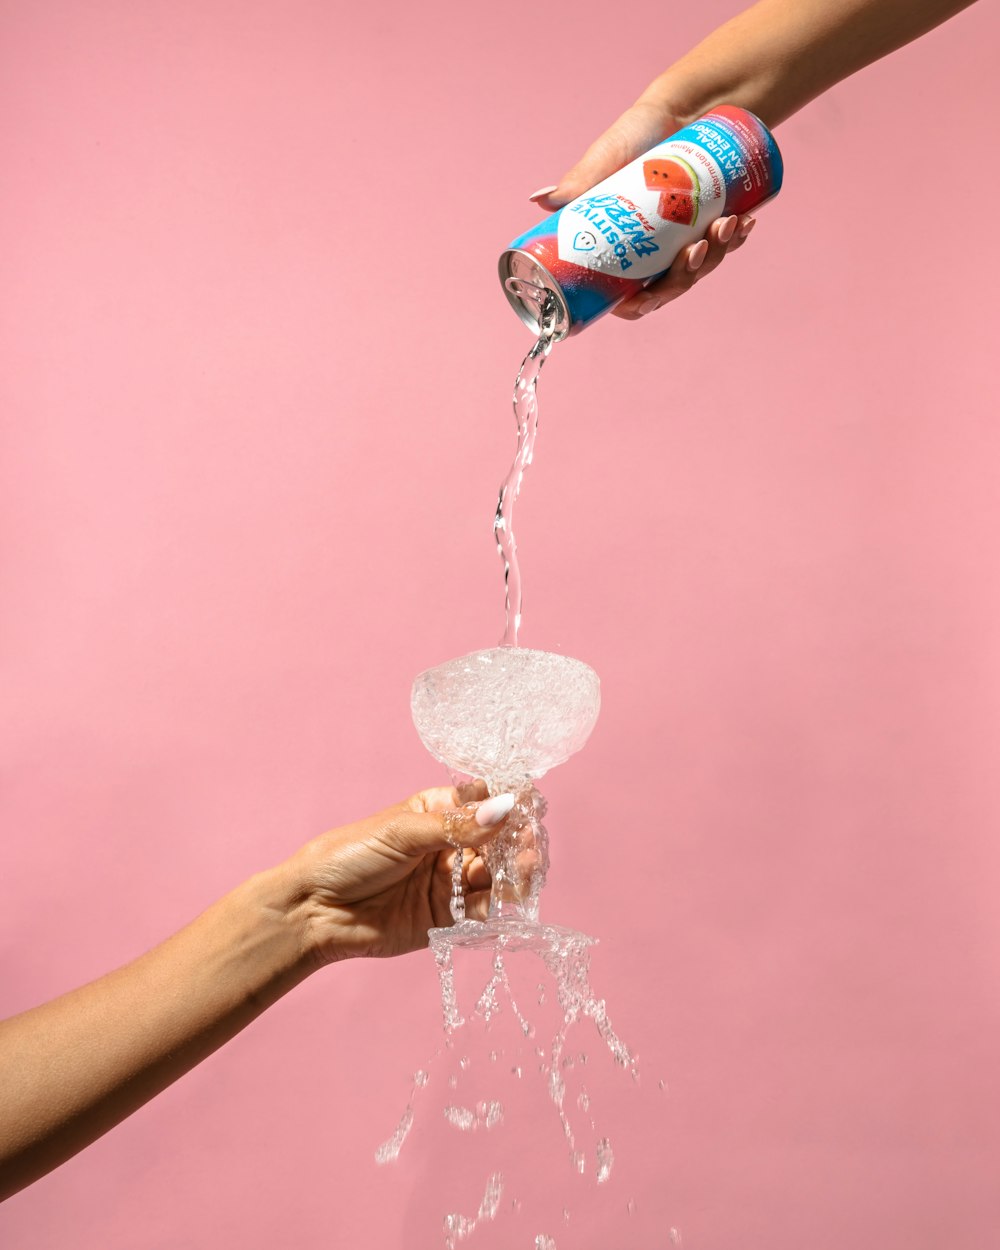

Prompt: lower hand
xmin=279 ymin=783 xmax=518 ymax=963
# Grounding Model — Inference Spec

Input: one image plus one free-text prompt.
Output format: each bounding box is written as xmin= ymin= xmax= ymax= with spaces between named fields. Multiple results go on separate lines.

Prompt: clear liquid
xmin=429 ymin=921 xmax=636 ymax=1169
xmin=495 ymin=292 xmax=559 ymax=647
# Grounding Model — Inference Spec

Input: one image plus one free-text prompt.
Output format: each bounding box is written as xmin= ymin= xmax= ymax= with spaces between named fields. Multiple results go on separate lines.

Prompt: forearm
xmin=649 ymin=0 xmax=978 ymax=127
xmin=0 ymin=864 xmax=315 ymax=1200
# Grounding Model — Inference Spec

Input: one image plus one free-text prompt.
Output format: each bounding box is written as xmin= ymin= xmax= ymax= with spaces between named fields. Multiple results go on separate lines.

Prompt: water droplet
xmin=596 ymin=1137 xmax=614 ymax=1184
xmin=478 ymin=1172 xmax=503 ymax=1222
xmin=413 ymin=1070 xmax=429 ymax=1087
xmin=669 ymin=1228 xmax=682 ymax=1245
xmin=374 ymin=1107 xmax=414 ymax=1165
xmin=444 ymin=1104 xmax=476 ymax=1132
xmin=626 ymin=1198 xmax=637 ymax=1216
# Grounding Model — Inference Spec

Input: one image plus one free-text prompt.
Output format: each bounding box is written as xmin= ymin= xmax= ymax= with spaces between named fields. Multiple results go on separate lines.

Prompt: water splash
xmin=429 ymin=919 xmax=637 ymax=1175
xmin=443 ymin=1172 xmax=505 ymax=1249
xmin=374 ymin=1068 xmax=431 ymax=1164
xmin=442 ymin=1100 xmax=503 ymax=1133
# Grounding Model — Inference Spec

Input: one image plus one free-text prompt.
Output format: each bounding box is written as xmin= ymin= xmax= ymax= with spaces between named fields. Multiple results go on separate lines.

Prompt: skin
xmin=1 ymin=0 xmax=980 ymax=1207
xmin=0 ymin=782 xmax=514 ymax=1202
xmin=531 ymin=0 xmax=978 ymax=318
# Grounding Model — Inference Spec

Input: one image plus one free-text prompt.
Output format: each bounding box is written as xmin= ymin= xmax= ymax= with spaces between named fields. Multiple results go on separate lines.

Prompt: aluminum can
xmin=500 ymin=105 xmax=783 ymax=338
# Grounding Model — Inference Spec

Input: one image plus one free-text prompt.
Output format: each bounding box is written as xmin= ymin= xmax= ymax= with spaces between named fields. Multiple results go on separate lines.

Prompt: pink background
xmin=2 ymin=1 xmax=999 ymax=1246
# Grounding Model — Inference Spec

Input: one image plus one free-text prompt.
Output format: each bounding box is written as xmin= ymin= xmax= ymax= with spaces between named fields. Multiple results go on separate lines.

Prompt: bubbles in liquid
xmin=449 ymin=851 xmax=466 ymax=922
xmin=411 ymin=647 xmax=601 ymax=796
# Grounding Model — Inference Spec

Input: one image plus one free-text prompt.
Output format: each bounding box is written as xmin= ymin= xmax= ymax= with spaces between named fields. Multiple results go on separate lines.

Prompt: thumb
xmin=378 ymin=791 xmax=518 ymax=858
xmin=530 ymin=100 xmax=676 ymax=211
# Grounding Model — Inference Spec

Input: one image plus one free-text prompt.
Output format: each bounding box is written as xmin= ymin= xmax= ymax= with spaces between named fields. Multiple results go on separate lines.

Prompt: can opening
xmin=498 ymin=249 xmax=571 ymax=340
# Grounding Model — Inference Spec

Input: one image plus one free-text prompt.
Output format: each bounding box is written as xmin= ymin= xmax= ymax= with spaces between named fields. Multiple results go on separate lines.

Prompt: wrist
xmin=640 ymin=60 xmax=780 ymax=130
xmin=227 ymin=861 xmax=324 ymax=988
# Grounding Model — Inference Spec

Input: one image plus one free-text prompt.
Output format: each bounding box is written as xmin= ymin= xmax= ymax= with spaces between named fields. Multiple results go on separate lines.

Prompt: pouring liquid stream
xmin=495 ymin=285 xmax=560 ymax=647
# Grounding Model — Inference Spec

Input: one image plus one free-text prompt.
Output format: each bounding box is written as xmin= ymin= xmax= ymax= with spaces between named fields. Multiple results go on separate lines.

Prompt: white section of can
xmin=556 ymin=138 xmax=726 ymax=282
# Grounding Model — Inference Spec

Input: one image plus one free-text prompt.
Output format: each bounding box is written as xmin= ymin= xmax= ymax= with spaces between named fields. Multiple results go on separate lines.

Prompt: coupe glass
xmin=411 ymin=646 xmax=600 ymax=940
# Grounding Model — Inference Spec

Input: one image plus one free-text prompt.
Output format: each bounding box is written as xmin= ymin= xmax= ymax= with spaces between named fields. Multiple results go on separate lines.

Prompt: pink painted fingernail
xmin=687 ymin=240 xmax=709 ymax=271
xmin=739 ymin=216 xmax=757 ymax=238
xmin=718 ymin=215 xmax=738 ymax=243
xmin=475 ymin=793 xmax=517 ymax=827
xmin=635 ymin=298 xmax=660 ymax=317
xmin=528 ymin=185 xmax=559 ymax=202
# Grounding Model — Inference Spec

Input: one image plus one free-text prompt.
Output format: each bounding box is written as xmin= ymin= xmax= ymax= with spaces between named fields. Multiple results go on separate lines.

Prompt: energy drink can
xmin=499 ymin=105 xmax=783 ymax=338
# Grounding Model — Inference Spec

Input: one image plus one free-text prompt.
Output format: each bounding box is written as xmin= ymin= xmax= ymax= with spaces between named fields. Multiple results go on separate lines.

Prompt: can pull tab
xmin=504 ymin=278 xmax=560 ymax=339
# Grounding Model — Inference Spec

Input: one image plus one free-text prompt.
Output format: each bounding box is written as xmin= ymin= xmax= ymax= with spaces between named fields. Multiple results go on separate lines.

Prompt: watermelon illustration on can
xmin=499 ymin=105 xmax=783 ymax=338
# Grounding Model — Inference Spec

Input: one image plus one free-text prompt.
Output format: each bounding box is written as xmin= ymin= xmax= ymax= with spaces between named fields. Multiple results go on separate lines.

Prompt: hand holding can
xmin=500 ymin=106 xmax=782 ymax=338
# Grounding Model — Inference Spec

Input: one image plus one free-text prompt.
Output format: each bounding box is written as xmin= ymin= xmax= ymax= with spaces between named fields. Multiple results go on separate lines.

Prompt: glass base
xmin=428 ymin=917 xmax=597 ymax=956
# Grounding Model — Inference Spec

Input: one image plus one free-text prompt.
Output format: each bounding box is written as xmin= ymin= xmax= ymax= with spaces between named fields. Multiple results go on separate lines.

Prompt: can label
xmin=503 ymin=106 xmax=782 ymax=334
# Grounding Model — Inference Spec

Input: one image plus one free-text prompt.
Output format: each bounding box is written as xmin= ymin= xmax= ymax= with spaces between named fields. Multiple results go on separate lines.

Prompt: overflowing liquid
xmin=377 ymin=913 xmax=642 ymax=1248
xmin=494 ymin=289 xmax=559 ymax=647
xmin=380 ymin=289 xmax=673 ymax=1245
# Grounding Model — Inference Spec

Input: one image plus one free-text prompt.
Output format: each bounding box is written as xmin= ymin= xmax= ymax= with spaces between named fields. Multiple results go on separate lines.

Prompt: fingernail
xmin=635 ymin=298 xmax=660 ymax=317
xmin=475 ymin=793 xmax=517 ymax=827
xmin=718 ymin=215 xmax=738 ymax=243
xmin=528 ymin=185 xmax=559 ymax=203
xmin=687 ymin=240 xmax=709 ymax=271
xmin=739 ymin=216 xmax=757 ymax=238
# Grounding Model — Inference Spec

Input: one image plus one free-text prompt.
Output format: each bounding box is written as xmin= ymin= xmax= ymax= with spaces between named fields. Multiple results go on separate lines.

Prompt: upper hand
xmin=529 ymin=95 xmax=757 ymax=319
